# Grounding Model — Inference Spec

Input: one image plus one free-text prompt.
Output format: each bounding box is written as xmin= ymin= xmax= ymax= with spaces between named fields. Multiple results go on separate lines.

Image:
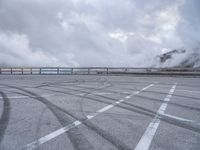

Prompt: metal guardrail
xmin=0 ymin=67 xmax=200 ymax=76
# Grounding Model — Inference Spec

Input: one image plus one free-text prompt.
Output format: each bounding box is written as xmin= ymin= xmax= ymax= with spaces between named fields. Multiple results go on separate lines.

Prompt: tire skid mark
xmin=41 ymin=86 xmax=200 ymax=134
xmin=142 ymin=89 xmax=200 ymax=102
xmin=78 ymin=83 xmax=112 ymax=124
xmin=1 ymin=85 xmax=94 ymax=150
xmin=4 ymin=84 xmax=132 ymax=150
xmin=71 ymin=85 xmax=200 ymax=133
xmin=55 ymin=85 xmax=158 ymax=116
xmin=44 ymin=78 xmax=140 ymax=96
xmin=27 ymin=90 xmax=130 ymax=149
xmin=68 ymin=78 xmax=112 ymax=120
xmin=52 ymin=78 xmax=129 ymax=150
xmin=35 ymin=77 xmax=88 ymax=88
xmin=46 ymin=86 xmax=117 ymax=101
xmin=40 ymin=87 xmax=156 ymax=118
xmin=53 ymin=83 xmax=128 ymax=96
xmin=49 ymin=101 xmax=132 ymax=150
xmin=42 ymin=77 xmax=113 ymax=121
xmin=51 ymin=77 xmax=108 ymax=88
xmin=35 ymin=80 xmax=79 ymax=88
xmin=35 ymin=107 xmax=47 ymax=143
xmin=35 ymin=77 xmax=108 ymax=89
xmin=0 ymin=91 xmax=11 ymax=144
xmin=135 ymin=94 xmax=200 ymax=113
xmin=160 ymin=114 xmax=200 ymax=134
xmin=42 ymin=86 xmax=157 ymax=115
xmin=56 ymin=85 xmax=200 ymax=121
xmin=43 ymin=77 xmax=113 ymax=129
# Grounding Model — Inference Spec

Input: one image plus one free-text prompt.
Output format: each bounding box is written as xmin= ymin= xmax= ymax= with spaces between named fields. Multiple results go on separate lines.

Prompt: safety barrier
xmin=0 ymin=67 xmax=200 ymax=76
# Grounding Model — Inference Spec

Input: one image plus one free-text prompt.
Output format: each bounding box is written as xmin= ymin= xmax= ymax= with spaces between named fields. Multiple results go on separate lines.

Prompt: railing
xmin=0 ymin=67 xmax=200 ymax=76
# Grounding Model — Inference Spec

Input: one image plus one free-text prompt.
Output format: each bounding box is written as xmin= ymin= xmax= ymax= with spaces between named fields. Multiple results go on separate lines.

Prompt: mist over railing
xmin=0 ymin=67 xmax=200 ymax=76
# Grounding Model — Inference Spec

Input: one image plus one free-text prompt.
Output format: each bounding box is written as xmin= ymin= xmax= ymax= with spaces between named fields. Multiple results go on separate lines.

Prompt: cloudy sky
xmin=0 ymin=0 xmax=199 ymax=67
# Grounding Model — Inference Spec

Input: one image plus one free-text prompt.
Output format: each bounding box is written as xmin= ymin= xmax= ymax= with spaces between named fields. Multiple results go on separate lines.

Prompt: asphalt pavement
xmin=0 ymin=75 xmax=199 ymax=150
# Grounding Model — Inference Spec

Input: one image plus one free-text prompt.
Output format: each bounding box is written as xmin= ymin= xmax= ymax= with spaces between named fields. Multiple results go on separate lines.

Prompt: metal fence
xmin=0 ymin=67 xmax=200 ymax=76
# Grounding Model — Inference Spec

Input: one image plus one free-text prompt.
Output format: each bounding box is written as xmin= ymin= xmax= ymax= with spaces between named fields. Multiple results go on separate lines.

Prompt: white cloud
xmin=0 ymin=33 xmax=75 ymax=67
xmin=0 ymin=0 xmax=199 ymax=67
xmin=108 ymin=29 xmax=133 ymax=43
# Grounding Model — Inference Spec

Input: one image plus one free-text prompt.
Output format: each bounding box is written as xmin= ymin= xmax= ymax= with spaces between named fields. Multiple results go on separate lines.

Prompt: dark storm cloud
xmin=0 ymin=0 xmax=199 ymax=67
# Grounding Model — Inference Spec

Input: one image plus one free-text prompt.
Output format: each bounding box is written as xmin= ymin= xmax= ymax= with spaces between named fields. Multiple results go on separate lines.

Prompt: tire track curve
xmin=0 ymin=91 xmax=11 ymax=144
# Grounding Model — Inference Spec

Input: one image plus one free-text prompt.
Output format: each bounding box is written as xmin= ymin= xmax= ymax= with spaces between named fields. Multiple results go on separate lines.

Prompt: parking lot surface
xmin=0 ymin=75 xmax=199 ymax=150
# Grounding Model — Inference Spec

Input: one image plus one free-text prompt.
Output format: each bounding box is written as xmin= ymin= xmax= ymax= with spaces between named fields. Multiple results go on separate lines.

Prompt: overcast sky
xmin=0 ymin=0 xmax=199 ymax=67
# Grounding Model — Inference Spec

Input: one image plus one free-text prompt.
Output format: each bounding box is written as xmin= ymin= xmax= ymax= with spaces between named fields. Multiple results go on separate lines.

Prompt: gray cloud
xmin=0 ymin=0 xmax=199 ymax=67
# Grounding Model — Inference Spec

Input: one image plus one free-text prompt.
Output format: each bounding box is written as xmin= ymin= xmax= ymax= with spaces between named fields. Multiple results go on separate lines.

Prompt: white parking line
xmin=75 ymin=93 xmax=85 ymax=96
xmin=141 ymin=84 xmax=154 ymax=91
xmin=134 ymin=83 xmax=177 ymax=150
xmin=125 ymin=96 xmax=131 ymax=99
xmin=97 ymin=104 xmax=114 ymax=113
xmin=133 ymin=91 xmax=140 ymax=95
xmin=23 ymin=121 xmax=82 ymax=150
xmin=86 ymin=115 xmax=95 ymax=119
xmin=119 ymin=99 xmax=124 ymax=102
xmin=22 ymin=84 xmax=154 ymax=150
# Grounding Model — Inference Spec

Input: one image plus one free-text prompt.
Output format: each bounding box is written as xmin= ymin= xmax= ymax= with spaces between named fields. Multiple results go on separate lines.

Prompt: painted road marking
xmin=86 ymin=115 xmax=95 ymax=119
xmin=119 ymin=99 xmax=124 ymax=102
xmin=135 ymin=83 xmax=177 ymax=150
xmin=141 ymin=84 xmax=154 ymax=91
xmin=166 ymin=94 xmax=172 ymax=98
xmin=75 ymin=93 xmax=85 ymax=96
xmin=134 ymin=91 xmax=140 ymax=95
xmin=23 ymin=122 xmax=79 ymax=150
xmin=74 ymin=120 xmax=82 ymax=126
xmin=97 ymin=105 xmax=114 ymax=113
xmin=22 ymin=84 xmax=154 ymax=150
xmin=122 ymin=92 xmax=130 ymax=94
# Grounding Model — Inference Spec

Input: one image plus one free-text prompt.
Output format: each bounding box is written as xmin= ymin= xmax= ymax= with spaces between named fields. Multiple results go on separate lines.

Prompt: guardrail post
xmin=88 ymin=68 xmax=90 ymax=75
xmin=11 ymin=68 xmax=13 ymax=75
xmin=57 ymin=68 xmax=59 ymax=75
xmin=106 ymin=68 xmax=109 ymax=74
xmin=39 ymin=68 xmax=42 ymax=75
xmin=22 ymin=68 xmax=23 ymax=75
xmin=31 ymin=68 xmax=32 ymax=74
xmin=71 ymin=68 xmax=73 ymax=75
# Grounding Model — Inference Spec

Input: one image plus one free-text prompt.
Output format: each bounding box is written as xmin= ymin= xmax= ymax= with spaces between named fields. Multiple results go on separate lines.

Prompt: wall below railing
xmin=0 ymin=67 xmax=200 ymax=76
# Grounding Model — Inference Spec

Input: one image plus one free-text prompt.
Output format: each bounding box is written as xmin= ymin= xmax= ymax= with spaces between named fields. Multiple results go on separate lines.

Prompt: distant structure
xmin=157 ymin=49 xmax=200 ymax=68
xmin=158 ymin=49 xmax=186 ymax=63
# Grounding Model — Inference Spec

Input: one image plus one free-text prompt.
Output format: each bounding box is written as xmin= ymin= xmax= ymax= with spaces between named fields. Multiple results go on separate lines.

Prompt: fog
xmin=0 ymin=0 xmax=199 ymax=67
